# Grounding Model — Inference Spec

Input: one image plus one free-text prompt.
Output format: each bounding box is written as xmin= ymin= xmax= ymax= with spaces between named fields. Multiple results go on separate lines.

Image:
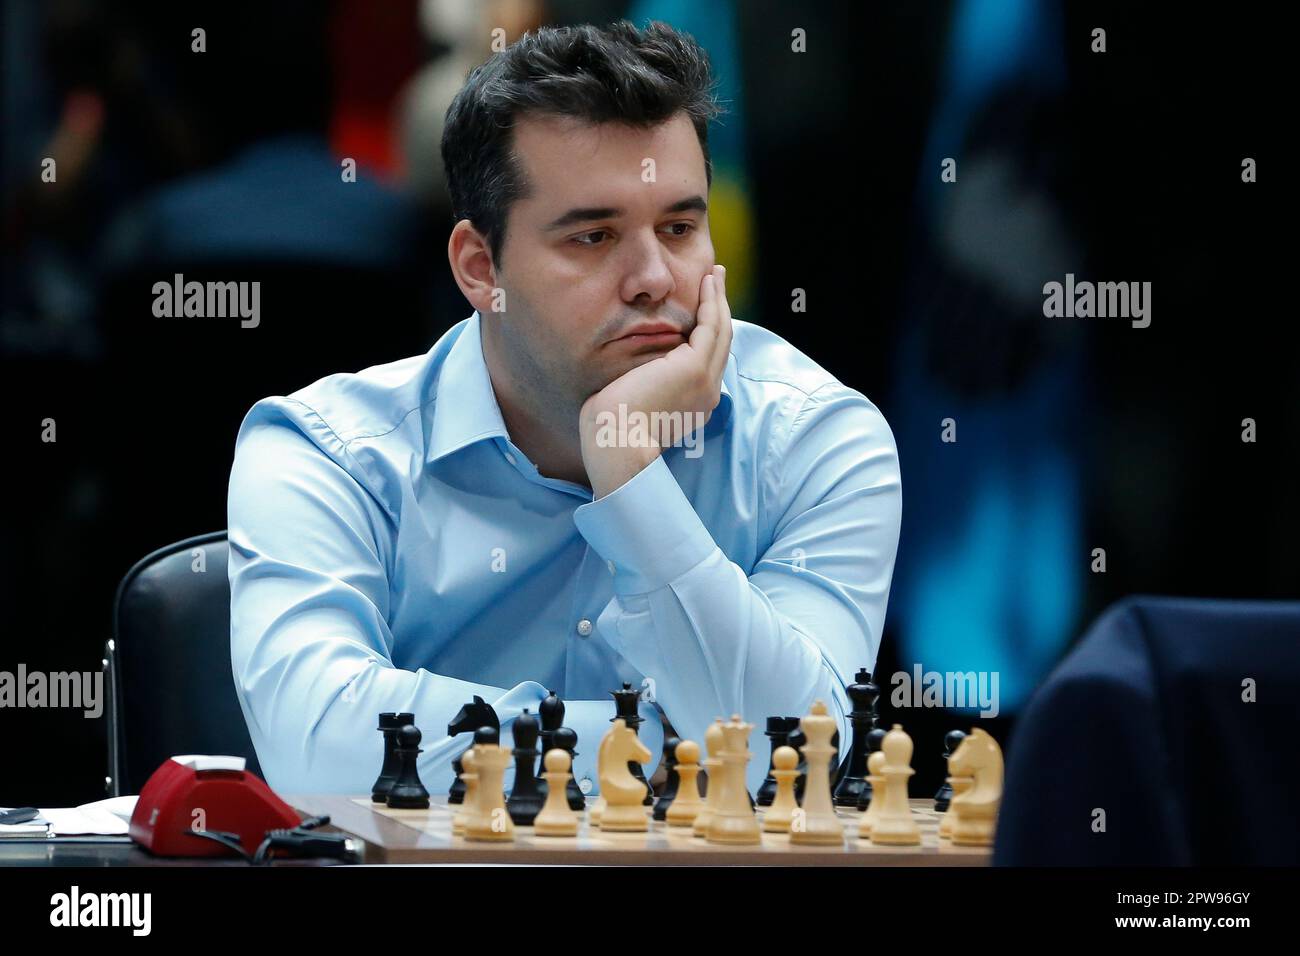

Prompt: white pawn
xmin=451 ymin=747 xmax=478 ymax=836
xmin=857 ymin=749 xmax=886 ymax=839
xmin=666 ymin=739 xmax=704 ymax=826
xmin=533 ymin=749 xmax=580 ymax=837
xmin=762 ymin=745 xmax=800 ymax=833
xmin=867 ymin=724 xmax=920 ymax=846
xmin=692 ymin=719 xmax=726 ymax=838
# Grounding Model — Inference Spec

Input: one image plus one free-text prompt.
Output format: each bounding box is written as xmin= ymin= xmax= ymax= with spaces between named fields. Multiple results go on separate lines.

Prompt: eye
xmin=573 ymin=230 xmax=609 ymax=246
xmin=663 ymin=222 xmax=696 ymax=238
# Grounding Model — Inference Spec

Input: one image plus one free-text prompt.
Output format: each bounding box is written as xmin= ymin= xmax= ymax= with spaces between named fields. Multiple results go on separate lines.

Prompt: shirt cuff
xmin=572 ymin=456 xmax=718 ymax=595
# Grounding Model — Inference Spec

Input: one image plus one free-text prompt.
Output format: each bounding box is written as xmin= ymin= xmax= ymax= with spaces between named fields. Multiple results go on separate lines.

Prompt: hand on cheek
xmin=579 ymin=264 xmax=733 ymax=498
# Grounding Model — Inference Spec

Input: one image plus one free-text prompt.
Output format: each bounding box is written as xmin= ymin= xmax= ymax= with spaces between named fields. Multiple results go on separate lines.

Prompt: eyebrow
xmin=542 ymin=195 xmax=708 ymax=232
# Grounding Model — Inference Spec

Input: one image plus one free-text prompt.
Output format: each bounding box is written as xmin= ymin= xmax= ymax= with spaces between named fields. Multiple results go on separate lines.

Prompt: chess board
xmin=287 ymin=795 xmax=991 ymax=865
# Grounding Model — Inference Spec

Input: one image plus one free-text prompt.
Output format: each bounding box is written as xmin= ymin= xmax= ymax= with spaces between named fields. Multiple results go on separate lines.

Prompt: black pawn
xmin=834 ymin=669 xmax=880 ymax=806
xmin=449 ymin=752 xmax=466 ymax=804
xmin=756 ymin=716 xmax=800 ymax=806
xmin=386 ymin=724 xmax=430 ymax=809
xmin=553 ymin=727 xmax=584 ymax=811
xmin=371 ymin=711 xmax=413 ymax=803
xmin=537 ymin=690 xmax=565 ymax=782
xmin=652 ymin=736 xmax=682 ymax=821
xmin=934 ymin=730 xmax=967 ymax=811
xmin=537 ymin=690 xmax=564 ymax=798
xmin=610 ymin=682 xmax=653 ymax=805
xmin=507 ymin=710 xmax=545 ymax=825
xmin=856 ymin=727 xmax=888 ymax=811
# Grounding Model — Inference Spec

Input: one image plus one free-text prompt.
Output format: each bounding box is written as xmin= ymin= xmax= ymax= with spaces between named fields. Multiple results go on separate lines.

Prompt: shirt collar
xmin=427 ymin=310 xmax=734 ymax=467
xmin=426 ymin=311 xmax=509 ymax=465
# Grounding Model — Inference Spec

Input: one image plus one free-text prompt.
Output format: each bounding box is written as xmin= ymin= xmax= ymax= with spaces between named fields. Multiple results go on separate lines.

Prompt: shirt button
xmin=576 ymin=618 xmax=593 ymax=637
xmin=504 ymin=452 xmax=517 ymax=466
xmin=578 ymin=776 xmax=593 ymax=795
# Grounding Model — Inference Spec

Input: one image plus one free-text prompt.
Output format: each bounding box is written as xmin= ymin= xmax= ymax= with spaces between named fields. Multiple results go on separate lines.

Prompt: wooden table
xmin=288 ymin=794 xmax=991 ymax=866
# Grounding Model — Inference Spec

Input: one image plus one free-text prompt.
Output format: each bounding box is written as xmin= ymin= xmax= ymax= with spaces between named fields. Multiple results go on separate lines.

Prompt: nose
xmin=619 ymin=230 xmax=676 ymax=305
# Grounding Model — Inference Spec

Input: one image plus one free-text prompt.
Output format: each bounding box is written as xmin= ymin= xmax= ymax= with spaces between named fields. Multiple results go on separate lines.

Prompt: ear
xmin=447 ymin=219 xmax=500 ymax=314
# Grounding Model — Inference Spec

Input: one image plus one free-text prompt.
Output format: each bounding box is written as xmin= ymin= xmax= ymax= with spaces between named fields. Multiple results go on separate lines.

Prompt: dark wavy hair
xmin=440 ymin=20 xmax=723 ymax=269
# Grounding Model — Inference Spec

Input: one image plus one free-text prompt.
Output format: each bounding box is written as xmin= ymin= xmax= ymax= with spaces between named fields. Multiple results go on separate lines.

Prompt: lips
xmin=610 ymin=323 xmax=687 ymax=349
xmin=615 ymin=322 xmax=683 ymax=339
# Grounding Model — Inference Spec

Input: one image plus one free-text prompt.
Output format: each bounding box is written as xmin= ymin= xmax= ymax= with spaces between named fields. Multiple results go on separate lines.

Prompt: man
xmin=228 ymin=20 xmax=901 ymax=797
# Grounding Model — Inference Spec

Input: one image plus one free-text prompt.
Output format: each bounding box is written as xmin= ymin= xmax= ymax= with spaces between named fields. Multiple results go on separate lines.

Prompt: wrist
xmin=580 ymin=401 xmax=658 ymax=497
xmin=583 ymin=439 xmax=661 ymax=499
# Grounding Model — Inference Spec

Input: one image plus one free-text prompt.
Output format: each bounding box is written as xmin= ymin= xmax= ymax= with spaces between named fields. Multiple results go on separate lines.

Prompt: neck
xmin=481 ymin=321 xmax=590 ymax=487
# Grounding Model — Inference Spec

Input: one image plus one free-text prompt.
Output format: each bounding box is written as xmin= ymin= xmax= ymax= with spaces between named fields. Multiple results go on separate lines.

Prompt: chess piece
xmin=665 ymin=740 xmax=704 ymax=826
xmin=506 ymin=709 xmax=545 ymax=825
xmin=386 ymin=724 xmax=430 ymax=809
xmin=371 ymin=711 xmax=414 ymax=803
xmin=763 ymin=745 xmax=800 ymax=832
xmin=465 ymin=729 xmax=514 ymax=842
xmin=446 ymin=695 xmax=499 ymax=803
xmin=756 ymin=716 xmax=799 ymax=806
xmin=866 ymin=724 xmax=920 ymax=845
xmin=707 ymin=715 xmax=761 ymax=845
xmin=939 ymin=774 xmax=974 ymax=839
xmin=451 ymin=747 xmax=478 ymax=836
xmin=947 ymin=727 xmax=1002 ymax=846
xmin=553 ymin=727 xmax=585 ymax=811
xmin=787 ymin=721 xmax=808 ymax=804
xmin=786 ymin=716 xmax=836 ymax=803
xmin=693 ymin=719 xmax=726 ymax=837
xmin=652 ymin=736 xmax=681 ymax=821
xmin=597 ymin=718 xmax=652 ymax=831
xmin=610 ymin=682 xmax=654 ymax=805
xmin=533 ymin=749 xmax=581 ymax=837
xmin=450 ymin=752 xmax=466 ymax=802
xmin=834 ymin=669 xmax=880 ymax=806
xmin=858 ymin=749 xmax=887 ymax=839
xmin=459 ymin=726 xmax=498 ymax=834
xmin=934 ymin=730 xmax=967 ymax=811
xmin=789 ymin=701 xmax=843 ymax=845
xmin=537 ymin=690 xmax=564 ymax=789
xmin=855 ymin=727 xmax=887 ymax=811
xmin=830 ymin=728 xmax=844 ymax=789
xmin=589 ymin=721 xmax=610 ymax=827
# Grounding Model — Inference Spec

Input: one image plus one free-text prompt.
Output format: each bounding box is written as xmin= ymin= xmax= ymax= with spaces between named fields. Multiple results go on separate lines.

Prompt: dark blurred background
xmin=2 ymin=0 xmax=1292 ymax=806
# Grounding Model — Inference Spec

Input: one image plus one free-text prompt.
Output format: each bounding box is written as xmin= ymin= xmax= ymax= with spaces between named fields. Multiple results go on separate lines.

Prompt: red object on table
xmin=129 ymin=756 xmax=300 ymax=858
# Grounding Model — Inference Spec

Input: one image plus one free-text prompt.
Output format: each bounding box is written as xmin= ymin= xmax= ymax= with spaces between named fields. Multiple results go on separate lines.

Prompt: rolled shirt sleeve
xmin=572 ymin=383 xmax=901 ymax=794
xmin=228 ymin=402 xmax=658 ymax=795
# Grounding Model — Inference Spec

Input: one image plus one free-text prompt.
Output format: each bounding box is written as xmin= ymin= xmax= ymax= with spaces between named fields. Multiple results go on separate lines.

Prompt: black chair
xmin=105 ymin=531 xmax=261 ymax=796
xmin=994 ymin=595 xmax=1300 ymax=865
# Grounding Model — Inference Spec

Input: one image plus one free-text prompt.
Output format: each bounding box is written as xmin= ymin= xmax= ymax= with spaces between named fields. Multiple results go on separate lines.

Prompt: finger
xmin=708 ymin=265 xmax=733 ymax=383
xmin=688 ymin=269 xmax=719 ymax=358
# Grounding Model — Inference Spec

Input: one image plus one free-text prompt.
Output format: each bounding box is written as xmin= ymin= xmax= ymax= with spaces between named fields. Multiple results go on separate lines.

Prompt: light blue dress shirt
xmin=228 ymin=311 xmax=901 ymax=798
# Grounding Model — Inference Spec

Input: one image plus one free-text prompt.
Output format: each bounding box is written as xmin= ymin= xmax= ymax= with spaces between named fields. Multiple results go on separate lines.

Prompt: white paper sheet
xmin=0 ymin=795 xmax=138 ymax=836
